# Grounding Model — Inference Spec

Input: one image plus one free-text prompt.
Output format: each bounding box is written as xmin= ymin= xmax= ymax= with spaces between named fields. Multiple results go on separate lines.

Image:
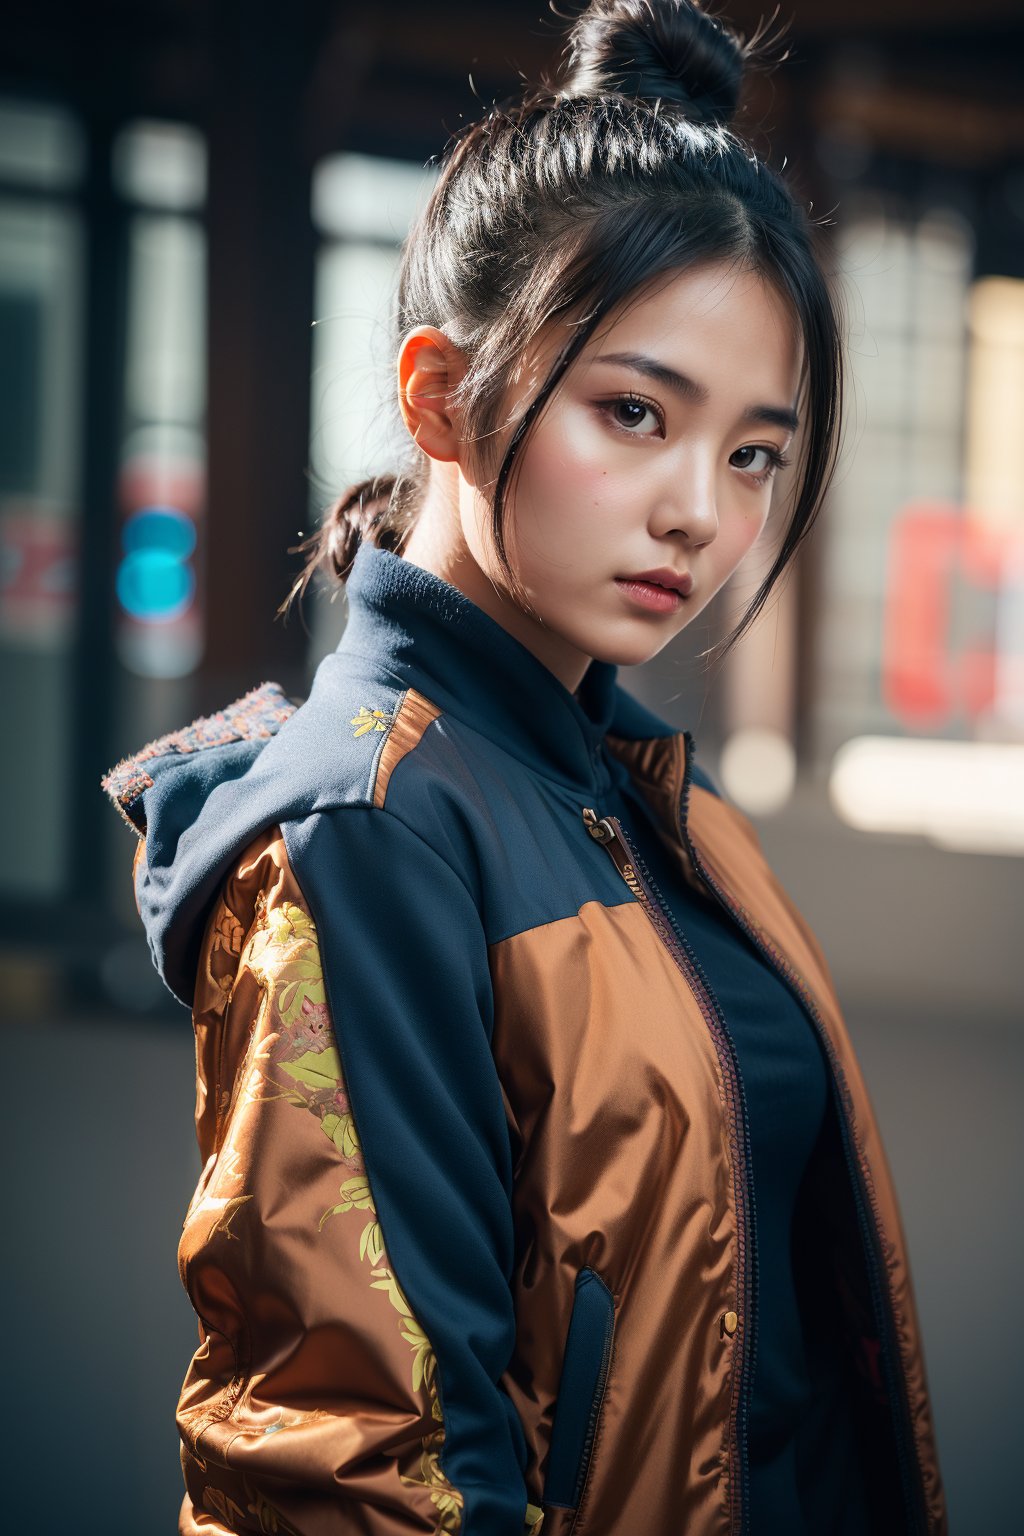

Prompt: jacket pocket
xmin=542 ymin=1266 xmax=616 ymax=1512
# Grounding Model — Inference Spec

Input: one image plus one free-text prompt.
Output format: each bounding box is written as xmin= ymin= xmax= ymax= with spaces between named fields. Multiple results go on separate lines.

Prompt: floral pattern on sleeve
xmin=236 ymin=896 xmax=465 ymax=1535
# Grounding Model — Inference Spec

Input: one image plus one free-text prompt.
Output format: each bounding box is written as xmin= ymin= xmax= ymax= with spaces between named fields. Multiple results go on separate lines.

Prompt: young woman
xmin=103 ymin=3 xmax=947 ymax=1533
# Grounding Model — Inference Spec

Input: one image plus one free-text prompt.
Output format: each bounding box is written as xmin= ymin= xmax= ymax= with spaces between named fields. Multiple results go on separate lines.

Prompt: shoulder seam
xmin=370 ymin=688 xmax=444 ymax=809
xmin=293 ymin=798 xmax=479 ymax=910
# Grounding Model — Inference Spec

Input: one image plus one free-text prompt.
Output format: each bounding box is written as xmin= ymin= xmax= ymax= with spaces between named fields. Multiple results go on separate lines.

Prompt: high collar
xmin=337 ymin=541 xmax=621 ymax=792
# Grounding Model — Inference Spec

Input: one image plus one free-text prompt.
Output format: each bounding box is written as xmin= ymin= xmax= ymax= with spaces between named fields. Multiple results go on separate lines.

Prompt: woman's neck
xmin=401 ymin=471 xmax=593 ymax=694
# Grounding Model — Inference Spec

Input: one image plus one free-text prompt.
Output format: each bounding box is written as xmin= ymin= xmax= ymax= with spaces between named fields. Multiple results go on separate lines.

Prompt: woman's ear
xmin=397 ymin=326 xmax=469 ymax=463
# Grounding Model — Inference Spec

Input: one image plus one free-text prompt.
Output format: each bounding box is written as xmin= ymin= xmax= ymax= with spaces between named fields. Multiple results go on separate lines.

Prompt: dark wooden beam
xmin=200 ymin=0 xmax=328 ymax=705
xmin=816 ymin=78 xmax=1024 ymax=165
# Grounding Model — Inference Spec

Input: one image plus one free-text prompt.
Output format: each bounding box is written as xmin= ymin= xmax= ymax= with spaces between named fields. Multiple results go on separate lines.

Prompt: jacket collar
xmin=338 ymin=541 xmax=622 ymax=792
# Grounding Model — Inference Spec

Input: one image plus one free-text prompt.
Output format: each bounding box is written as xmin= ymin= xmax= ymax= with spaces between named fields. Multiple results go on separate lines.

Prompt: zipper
xmin=675 ymin=739 xmax=929 ymax=1535
xmin=581 ymin=805 xmax=757 ymax=1536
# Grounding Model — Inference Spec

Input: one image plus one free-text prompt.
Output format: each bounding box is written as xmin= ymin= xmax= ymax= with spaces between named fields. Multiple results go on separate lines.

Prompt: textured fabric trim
xmin=373 ymin=689 xmax=443 ymax=809
xmin=100 ymin=681 xmax=297 ymax=834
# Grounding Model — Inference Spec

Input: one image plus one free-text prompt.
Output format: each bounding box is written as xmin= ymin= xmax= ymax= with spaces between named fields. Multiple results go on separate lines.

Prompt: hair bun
xmin=561 ymin=0 xmax=746 ymax=127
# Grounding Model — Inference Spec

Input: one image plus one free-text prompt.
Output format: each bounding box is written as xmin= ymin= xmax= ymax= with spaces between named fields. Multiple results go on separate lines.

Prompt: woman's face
xmin=455 ymin=260 xmax=803 ymax=690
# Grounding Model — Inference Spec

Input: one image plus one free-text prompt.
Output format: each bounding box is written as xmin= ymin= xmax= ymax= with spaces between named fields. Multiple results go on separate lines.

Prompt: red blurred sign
xmin=118 ymin=451 xmax=204 ymax=519
xmin=116 ymin=444 xmax=205 ymax=678
xmin=883 ymin=503 xmax=1024 ymax=728
xmin=0 ymin=503 xmax=77 ymax=646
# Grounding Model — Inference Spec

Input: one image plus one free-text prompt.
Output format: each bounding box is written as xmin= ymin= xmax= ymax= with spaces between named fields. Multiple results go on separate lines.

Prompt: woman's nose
xmin=648 ymin=454 xmax=719 ymax=546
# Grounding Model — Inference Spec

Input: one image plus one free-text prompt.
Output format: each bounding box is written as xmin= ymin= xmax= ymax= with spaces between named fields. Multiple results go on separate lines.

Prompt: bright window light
xmin=112 ymin=121 xmax=207 ymax=211
xmin=0 ymin=98 xmax=84 ymax=188
xmin=719 ymin=729 xmax=797 ymax=817
xmin=965 ymin=275 xmax=1024 ymax=535
xmin=312 ymin=152 xmax=437 ymax=242
xmin=830 ymin=735 xmax=1024 ymax=855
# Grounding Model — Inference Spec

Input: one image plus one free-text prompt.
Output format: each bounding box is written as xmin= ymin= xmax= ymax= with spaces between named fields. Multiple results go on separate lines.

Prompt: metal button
xmin=722 ymin=1310 xmax=739 ymax=1336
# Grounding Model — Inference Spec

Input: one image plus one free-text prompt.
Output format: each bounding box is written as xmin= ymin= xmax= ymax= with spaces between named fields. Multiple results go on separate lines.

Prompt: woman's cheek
xmin=716 ymin=501 xmax=770 ymax=586
xmin=743 ymin=498 xmax=772 ymax=557
xmin=533 ymin=410 xmax=608 ymax=492
xmin=514 ymin=422 xmax=617 ymax=549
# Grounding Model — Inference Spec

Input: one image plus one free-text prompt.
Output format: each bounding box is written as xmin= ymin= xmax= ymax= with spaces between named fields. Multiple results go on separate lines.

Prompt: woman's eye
xmin=604 ymin=396 xmax=663 ymax=436
xmin=730 ymin=444 xmax=786 ymax=480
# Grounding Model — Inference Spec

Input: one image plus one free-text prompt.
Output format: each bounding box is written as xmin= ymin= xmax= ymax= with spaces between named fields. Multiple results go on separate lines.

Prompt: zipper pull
xmin=582 ymin=807 xmax=644 ymax=898
xmin=582 ymin=806 xmax=615 ymax=844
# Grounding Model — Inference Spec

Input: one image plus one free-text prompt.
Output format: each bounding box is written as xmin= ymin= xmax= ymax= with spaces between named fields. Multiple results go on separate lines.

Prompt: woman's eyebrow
xmin=594 ymin=350 xmax=800 ymax=433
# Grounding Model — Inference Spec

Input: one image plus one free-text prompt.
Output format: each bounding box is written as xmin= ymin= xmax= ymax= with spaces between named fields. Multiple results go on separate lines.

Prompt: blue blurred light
xmin=116 ymin=548 xmax=195 ymax=621
xmin=117 ymin=505 xmax=196 ymax=622
xmin=122 ymin=505 xmax=196 ymax=558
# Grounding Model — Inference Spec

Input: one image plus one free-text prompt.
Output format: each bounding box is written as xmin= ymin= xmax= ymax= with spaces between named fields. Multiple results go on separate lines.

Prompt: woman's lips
xmin=614 ymin=569 xmax=693 ymax=614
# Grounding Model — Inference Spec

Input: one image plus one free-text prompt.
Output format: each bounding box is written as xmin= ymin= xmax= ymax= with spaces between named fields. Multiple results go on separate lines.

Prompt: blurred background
xmin=1 ymin=0 xmax=1021 ymax=1529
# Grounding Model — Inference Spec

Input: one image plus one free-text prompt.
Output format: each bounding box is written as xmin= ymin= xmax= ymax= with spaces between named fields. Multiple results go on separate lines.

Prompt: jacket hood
xmin=102 ymin=680 xmax=303 ymax=1007
xmin=101 ymin=542 xmax=683 ymax=1009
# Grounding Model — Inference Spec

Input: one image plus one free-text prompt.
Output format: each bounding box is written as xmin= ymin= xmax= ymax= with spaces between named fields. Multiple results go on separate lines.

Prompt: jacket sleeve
xmin=177 ymin=808 xmax=536 ymax=1536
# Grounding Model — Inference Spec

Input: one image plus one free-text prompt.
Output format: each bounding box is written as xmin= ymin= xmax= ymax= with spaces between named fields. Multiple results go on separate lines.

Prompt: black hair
xmin=283 ymin=0 xmax=843 ymax=653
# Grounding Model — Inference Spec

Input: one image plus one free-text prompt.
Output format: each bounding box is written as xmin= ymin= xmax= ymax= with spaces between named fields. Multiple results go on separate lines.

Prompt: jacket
xmin=102 ymin=540 xmax=947 ymax=1536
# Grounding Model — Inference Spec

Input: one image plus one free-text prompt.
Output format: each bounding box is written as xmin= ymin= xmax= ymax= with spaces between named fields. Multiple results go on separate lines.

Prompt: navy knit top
xmin=599 ymin=751 xmax=873 ymax=1534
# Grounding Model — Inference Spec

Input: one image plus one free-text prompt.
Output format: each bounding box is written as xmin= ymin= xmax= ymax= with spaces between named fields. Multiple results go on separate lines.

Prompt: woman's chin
xmin=585 ymin=622 xmax=692 ymax=671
